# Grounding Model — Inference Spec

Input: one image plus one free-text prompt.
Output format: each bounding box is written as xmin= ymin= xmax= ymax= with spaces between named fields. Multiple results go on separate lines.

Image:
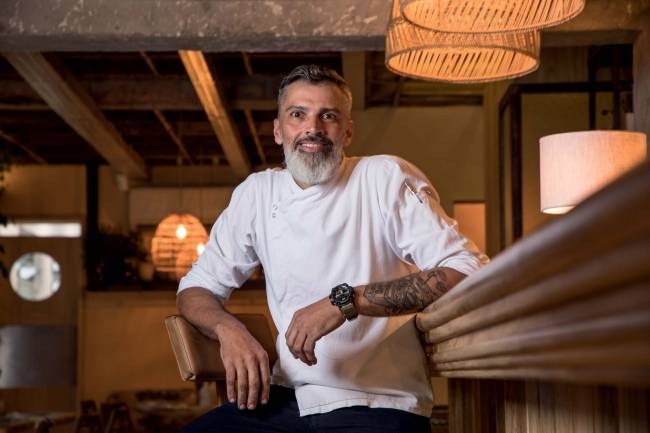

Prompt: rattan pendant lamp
xmin=151 ymin=152 xmax=208 ymax=279
xmin=151 ymin=212 xmax=208 ymax=277
xmin=400 ymin=0 xmax=585 ymax=33
xmin=385 ymin=0 xmax=540 ymax=83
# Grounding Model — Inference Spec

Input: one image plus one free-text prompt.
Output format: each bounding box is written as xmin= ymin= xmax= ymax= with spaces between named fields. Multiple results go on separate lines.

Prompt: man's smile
xmin=294 ymin=135 xmax=334 ymax=153
xmin=297 ymin=142 xmax=331 ymax=153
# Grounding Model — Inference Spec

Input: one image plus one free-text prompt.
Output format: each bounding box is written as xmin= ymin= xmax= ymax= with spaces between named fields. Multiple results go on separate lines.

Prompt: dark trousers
xmin=180 ymin=385 xmax=431 ymax=433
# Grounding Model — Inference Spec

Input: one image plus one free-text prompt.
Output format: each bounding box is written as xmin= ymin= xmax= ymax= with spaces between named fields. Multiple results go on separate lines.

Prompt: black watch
xmin=329 ymin=283 xmax=358 ymax=321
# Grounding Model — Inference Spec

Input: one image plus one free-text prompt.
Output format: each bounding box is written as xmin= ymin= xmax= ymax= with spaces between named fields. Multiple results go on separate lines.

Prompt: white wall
xmin=0 ymin=165 xmax=86 ymax=220
xmin=349 ymin=106 xmax=485 ymax=214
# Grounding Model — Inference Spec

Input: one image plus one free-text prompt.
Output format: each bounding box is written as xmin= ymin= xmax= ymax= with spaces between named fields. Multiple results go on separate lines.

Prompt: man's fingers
xmin=285 ymin=326 xmax=297 ymax=358
xmin=259 ymin=352 xmax=271 ymax=405
xmin=292 ymin=332 xmax=309 ymax=364
xmin=246 ymin=358 xmax=261 ymax=410
xmin=304 ymin=336 xmax=317 ymax=365
xmin=225 ymin=364 xmax=236 ymax=403
xmin=236 ymin=365 xmax=248 ymax=409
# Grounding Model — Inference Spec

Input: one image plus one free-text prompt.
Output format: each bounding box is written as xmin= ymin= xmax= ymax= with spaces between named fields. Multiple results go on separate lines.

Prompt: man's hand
xmin=216 ymin=321 xmax=271 ymax=410
xmin=285 ymin=297 xmax=346 ymax=365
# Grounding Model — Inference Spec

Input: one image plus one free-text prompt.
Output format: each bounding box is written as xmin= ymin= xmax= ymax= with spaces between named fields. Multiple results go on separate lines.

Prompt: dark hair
xmin=277 ymin=64 xmax=352 ymax=114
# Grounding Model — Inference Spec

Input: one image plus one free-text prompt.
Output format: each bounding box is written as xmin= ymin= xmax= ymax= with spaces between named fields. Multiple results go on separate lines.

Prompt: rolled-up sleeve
xmin=378 ymin=157 xmax=489 ymax=276
xmin=177 ymin=176 xmax=260 ymax=300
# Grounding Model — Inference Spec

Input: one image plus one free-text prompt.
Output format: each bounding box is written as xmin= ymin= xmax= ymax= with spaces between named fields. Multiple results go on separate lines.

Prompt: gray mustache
xmin=294 ymin=135 xmax=334 ymax=147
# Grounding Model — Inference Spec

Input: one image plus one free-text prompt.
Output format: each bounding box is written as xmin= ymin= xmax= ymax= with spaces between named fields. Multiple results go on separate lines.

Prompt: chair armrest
xmin=164 ymin=314 xmax=277 ymax=382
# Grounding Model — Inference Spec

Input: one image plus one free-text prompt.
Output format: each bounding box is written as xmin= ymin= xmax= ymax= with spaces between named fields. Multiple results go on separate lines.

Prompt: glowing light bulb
xmin=176 ymin=224 xmax=187 ymax=239
xmin=197 ymin=243 xmax=206 ymax=255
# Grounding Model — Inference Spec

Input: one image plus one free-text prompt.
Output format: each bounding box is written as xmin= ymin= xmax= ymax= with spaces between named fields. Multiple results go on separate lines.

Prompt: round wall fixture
xmin=10 ymin=252 xmax=61 ymax=301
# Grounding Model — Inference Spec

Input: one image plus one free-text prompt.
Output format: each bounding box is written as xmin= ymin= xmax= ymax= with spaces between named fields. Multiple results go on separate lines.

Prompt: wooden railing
xmin=416 ymin=161 xmax=650 ymax=433
xmin=417 ymin=161 xmax=650 ymax=385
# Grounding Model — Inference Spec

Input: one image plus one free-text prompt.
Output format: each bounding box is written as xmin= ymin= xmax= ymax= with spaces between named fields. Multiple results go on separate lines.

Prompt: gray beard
xmin=285 ymin=144 xmax=344 ymax=186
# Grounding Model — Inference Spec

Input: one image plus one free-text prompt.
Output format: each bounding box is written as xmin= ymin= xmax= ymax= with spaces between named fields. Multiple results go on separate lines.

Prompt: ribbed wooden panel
xmin=416 ymin=162 xmax=650 ymax=386
xmin=386 ymin=0 xmax=540 ymax=83
xmin=401 ymin=0 xmax=585 ymax=33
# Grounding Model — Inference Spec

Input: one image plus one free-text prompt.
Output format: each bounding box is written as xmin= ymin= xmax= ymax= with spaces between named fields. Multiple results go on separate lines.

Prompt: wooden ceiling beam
xmin=0 ymin=128 xmax=47 ymax=164
xmin=0 ymin=75 xmax=281 ymax=112
xmin=140 ymin=51 xmax=195 ymax=165
xmin=242 ymin=52 xmax=254 ymax=76
xmin=244 ymin=109 xmax=266 ymax=165
xmin=179 ymin=50 xmax=251 ymax=178
xmin=2 ymin=53 xmax=147 ymax=178
xmin=240 ymin=53 xmax=266 ymax=165
xmin=152 ymin=110 xmax=194 ymax=164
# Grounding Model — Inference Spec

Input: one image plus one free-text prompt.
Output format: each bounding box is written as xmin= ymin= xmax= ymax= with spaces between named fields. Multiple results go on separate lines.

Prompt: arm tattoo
xmin=362 ymin=268 xmax=450 ymax=315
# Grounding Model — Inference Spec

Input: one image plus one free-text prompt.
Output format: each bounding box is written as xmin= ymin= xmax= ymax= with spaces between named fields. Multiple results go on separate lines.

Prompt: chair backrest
xmin=165 ymin=314 xmax=278 ymax=382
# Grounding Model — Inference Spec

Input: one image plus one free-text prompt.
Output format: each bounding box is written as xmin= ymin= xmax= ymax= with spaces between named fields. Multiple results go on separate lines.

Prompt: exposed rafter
xmin=0 ymin=75 xmax=281 ymax=112
xmin=244 ymin=109 xmax=266 ymax=165
xmin=2 ymin=52 xmax=147 ymax=178
xmin=179 ymin=50 xmax=251 ymax=178
xmin=140 ymin=51 xmax=195 ymax=164
xmin=0 ymin=128 xmax=47 ymax=164
xmin=242 ymin=52 xmax=254 ymax=76
xmin=153 ymin=110 xmax=194 ymax=164
xmin=240 ymin=53 xmax=267 ymax=165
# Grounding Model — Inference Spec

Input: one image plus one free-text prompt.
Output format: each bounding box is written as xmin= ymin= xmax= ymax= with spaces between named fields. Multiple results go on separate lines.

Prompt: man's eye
xmin=322 ymin=113 xmax=337 ymax=120
xmin=290 ymin=111 xmax=303 ymax=118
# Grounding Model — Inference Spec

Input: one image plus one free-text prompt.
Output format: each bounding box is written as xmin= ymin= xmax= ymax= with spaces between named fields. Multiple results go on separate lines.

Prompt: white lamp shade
xmin=540 ymin=131 xmax=647 ymax=214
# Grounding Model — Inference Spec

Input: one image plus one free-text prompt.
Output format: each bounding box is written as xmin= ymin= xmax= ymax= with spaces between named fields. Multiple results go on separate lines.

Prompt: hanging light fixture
xmin=400 ymin=0 xmax=585 ymax=34
xmin=386 ymin=0 xmax=540 ymax=83
xmin=539 ymin=131 xmax=647 ymax=214
xmin=151 ymin=213 xmax=208 ymax=276
xmin=150 ymin=128 xmax=208 ymax=279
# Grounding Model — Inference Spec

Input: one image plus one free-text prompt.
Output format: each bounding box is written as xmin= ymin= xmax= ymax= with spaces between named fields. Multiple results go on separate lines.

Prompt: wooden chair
xmin=164 ymin=314 xmax=278 ymax=405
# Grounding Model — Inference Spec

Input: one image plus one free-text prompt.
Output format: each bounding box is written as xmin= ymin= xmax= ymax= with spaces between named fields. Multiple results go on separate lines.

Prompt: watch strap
xmin=339 ymin=299 xmax=358 ymax=321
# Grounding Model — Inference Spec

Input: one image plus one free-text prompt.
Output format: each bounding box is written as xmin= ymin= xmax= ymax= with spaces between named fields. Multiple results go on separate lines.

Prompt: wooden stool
xmin=100 ymin=403 xmax=134 ymax=433
xmin=74 ymin=400 xmax=103 ymax=433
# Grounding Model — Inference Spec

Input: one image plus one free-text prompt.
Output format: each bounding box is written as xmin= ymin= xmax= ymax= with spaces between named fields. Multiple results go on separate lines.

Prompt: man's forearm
xmin=176 ymin=287 xmax=245 ymax=340
xmin=355 ymin=267 xmax=466 ymax=316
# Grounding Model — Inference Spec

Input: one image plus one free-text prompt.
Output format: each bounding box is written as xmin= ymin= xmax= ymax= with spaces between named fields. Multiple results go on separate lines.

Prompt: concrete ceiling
xmin=0 ymin=0 xmax=648 ymax=52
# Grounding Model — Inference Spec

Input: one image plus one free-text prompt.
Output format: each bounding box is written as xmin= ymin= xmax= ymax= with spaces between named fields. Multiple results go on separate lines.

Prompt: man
xmin=177 ymin=64 xmax=487 ymax=433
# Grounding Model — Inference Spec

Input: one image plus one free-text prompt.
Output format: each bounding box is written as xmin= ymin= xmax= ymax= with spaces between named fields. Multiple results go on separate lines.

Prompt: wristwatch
xmin=329 ymin=283 xmax=358 ymax=321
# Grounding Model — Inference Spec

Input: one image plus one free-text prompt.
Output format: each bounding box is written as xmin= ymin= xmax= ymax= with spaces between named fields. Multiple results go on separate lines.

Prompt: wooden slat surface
xmin=417 ymin=162 xmax=650 ymax=386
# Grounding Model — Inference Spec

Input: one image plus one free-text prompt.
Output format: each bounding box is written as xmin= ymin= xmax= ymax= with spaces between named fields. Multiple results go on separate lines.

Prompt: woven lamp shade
xmin=151 ymin=213 xmax=208 ymax=277
xmin=386 ymin=0 xmax=540 ymax=83
xmin=540 ymin=131 xmax=647 ymax=214
xmin=400 ymin=0 xmax=585 ymax=33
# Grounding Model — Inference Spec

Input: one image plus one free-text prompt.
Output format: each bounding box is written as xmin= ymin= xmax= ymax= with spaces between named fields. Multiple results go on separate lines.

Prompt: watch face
xmin=331 ymin=284 xmax=353 ymax=306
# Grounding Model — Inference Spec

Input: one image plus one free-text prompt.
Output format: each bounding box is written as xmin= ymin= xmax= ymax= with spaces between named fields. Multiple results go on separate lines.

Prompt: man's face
xmin=274 ymin=81 xmax=353 ymax=188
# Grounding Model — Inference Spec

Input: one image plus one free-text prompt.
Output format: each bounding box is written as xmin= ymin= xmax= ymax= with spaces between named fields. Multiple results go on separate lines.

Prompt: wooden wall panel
xmin=449 ymin=379 xmax=649 ymax=433
xmin=0 ymin=237 xmax=82 ymax=412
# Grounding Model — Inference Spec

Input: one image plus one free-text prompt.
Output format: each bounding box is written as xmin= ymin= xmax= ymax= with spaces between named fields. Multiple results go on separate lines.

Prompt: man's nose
xmin=304 ymin=116 xmax=325 ymax=135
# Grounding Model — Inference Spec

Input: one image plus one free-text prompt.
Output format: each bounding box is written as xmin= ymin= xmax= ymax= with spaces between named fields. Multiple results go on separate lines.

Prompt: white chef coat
xmin=178 ymin=155 xmax=488 ymax=417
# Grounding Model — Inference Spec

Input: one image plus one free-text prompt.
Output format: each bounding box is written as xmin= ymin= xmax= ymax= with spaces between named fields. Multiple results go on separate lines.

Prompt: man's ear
xmin=344 ymin=119 xmax=354 ymax=148
xmin=273 ymin=118 xmax=283 ymax=146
